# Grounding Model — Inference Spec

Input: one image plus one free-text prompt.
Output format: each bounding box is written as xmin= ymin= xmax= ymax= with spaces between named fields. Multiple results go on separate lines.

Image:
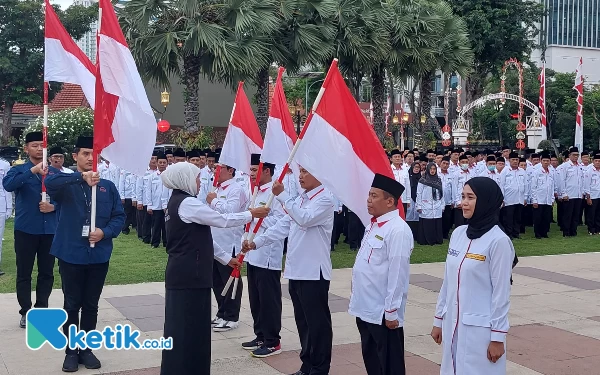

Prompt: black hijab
xmin=420 ymin=162 xmax=443 ymax=200
xmin=464 ymin=177 xmax=504 ymax=239
xmin=408 ymin=162 xmax=421 ymax=202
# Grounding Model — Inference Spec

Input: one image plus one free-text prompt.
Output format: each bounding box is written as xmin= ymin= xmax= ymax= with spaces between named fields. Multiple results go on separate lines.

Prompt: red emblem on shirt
xmin=99 ymin=187 xmax=106 ymax=192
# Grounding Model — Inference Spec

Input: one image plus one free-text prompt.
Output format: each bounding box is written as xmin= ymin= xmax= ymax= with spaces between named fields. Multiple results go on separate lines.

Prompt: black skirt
xmin=417 ymin=218 xmax=443 ymax=246
xmin=161 ymin=288 xmax=211 ymax=375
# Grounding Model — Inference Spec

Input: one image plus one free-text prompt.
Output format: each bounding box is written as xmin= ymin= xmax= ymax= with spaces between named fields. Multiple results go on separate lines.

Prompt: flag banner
xmin=573 ymin=57 xmax=584 ymax=151
xmin=539 ymin=63 xmax=547 ymax=140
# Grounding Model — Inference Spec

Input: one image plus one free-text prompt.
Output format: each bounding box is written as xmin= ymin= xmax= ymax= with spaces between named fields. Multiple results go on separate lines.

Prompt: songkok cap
xmin=502 ymin=145 xmax=511 ymax=151
xmin=214 ymin=153 xmax=221 ymax=163
xmin=581 ymin=151 xmax=589 ymax=156
xmin=519 ymin=158 xmax=526 ymax=163
xmin=419 ymin=155 xmax=428 ymax=162
xmin=459 ymin=154 xmax=468 ymax=161
xmin=531 ymin=153 xmax=540 ymax=159
xmin=463 ymin=151 xmax=472 ymax=157
xmin=509 ymin=152 xmax=519 ymax=159
xmin=570 ymin=147 xmax=579 ymax=153
xmin=442 ymin=156 xmax=450 ymax=162
xmin=594 ymin=154 xmax=600 ymax=160
xmin=540 ymin=151 xmax=551 ymax=160
xmin=207 ymin=152 xmax=216 ymax=159
xmin=215 ymin=148 xmax=223 ymax=153
xmin=494 ymin=152 xmax=501 ymax=158
xmin=451 ymin=149 xmax=459 ymax=154
xmin=496 ymin=157 xmax=506 ymax=163
xmin=187 ymin=150 xmax=200 ymax=158
xmin=436 ymin=150 xmax=444 ymax=156
xmin=406 ymin=151 xmax=414 ymax=156
xmin=25 ymin=131 xmax=43 ymax=143
xmin=371 ymin=173 xmax=405 ymax=200
xmin=164 ymin=148 xmax=173 ymax=155
xmin=152 ymin=150 xmax=158 ymax=157
xmin=251 ymin=153 xmax=261 ymax=165
xmin=75 ymin=136 xmax=93 ymax=149
xmin=173 ymin=148 xmax=186 ymax=157
xmin=486 ymin=155 xmax=496 ymax=162
xmin=49 ymin=146 xmax=64 ymax=156
xmin=390 ymin=149 xmax=401 ymax=156
xmin=156 ymin=152 xmax=167 ymax=160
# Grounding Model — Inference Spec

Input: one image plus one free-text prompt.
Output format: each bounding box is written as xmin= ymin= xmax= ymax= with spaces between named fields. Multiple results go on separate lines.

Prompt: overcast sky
xmin=50 ymin=0 xmax=76 ymax=9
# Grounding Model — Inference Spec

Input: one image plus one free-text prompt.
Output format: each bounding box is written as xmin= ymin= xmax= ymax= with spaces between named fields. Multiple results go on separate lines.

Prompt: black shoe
xmin=241 ymin=338 xmax=263 ymax=351
xmin=62 ymin=354 xmax=79 ymax=372
xmin=78 ymin=351 xmax=101 ymax=369
xmin=19 ymin=315 xmax=25 ymax=328
xmin=289 ymin=371 xmax=307 ymax=375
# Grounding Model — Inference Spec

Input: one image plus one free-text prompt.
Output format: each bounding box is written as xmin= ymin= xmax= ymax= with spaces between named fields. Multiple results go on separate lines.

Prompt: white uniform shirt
xmin=244 ymin=181 xmax=286 ymax=270
xmin=348 ymin=210 xmax=413 ymax=325
xmin=280 ymin=170 xmax=302 ymax=199
xmin=0 ymin=159 xmax=13 ymax=214
xmin=99 ymin=162 xmax=120 ymax=186
xmin=145 ymin=171 xmax=171 ymax=210
xmin=500 ymin=167 xmax=528 ymax=206
xmin=557 ymin=160 xmax=584 ymax=199
xmin=197 ymin=166 xmax=213 ymax=203
xmin=448 ymin=161 xmax=460 ymax=176
xmin=452 ymin=170 xmax=473 ymax=206
xmin=530 ymin=167 xmax=558 ymax=205
xmin=210 ymin=178 xmax=248 ymax=255
xmin=391 ymin=164 xmax=411 ymax=203
xmin=439 ymin=170 xmax=454 ymax=206
xmin=416 ymin=182 xmax=444 ymax=219
xmin=118 ymin=169 xmax=136 ymax=199
xmin=235 ymin=172 xmax=252 ymax=205
xmin=253 ymin=185 xmax=334 ymax=280
xmin=480 ymin=169 xmax=501 ymax=187
xmin=434 ymin=225 xmax=514 ymax=375
xmin=134 ymin=170 xmax=151 ymax=204
xmin=584 ymin=167 xmax=600 ymax=200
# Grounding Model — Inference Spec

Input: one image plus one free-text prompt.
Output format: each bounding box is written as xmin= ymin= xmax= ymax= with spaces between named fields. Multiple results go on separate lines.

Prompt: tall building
xmin=531 ymin=0 xmax=600 ymax=84
xmin=73 ymin=0 xmax=98 ymax=62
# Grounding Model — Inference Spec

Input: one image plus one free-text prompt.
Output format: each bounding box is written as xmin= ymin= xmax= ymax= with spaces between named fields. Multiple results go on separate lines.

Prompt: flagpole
xmin=90 ymin=6 xmax=102 ymax=249
xmin=243 ymin=162 xmax=263 ymax=241
xmin=41 ymin=82 xmax=49 ymax=202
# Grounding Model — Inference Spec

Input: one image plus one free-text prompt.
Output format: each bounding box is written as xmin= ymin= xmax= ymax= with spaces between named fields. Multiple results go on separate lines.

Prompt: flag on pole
xmin=261 ymin=67 xmax=297 ymax=174
xmin=219 ymin=82 xmax=264 ymax=175
xmin=44 ymin=0 xmax=96 ymax=106
xmin=94 ymin=0 xmax=157 ymax=176
xmin=294 ymin=60 xmax=405 ymax=226
xmin=573 ymin=57 xmax=584 ymax=151
xmin=538 ymin=63 xmax=547 ymax=140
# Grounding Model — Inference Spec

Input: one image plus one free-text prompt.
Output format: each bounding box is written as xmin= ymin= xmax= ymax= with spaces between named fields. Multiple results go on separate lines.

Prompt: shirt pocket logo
xmin=466 ymin=253 xmax=486 ymax=261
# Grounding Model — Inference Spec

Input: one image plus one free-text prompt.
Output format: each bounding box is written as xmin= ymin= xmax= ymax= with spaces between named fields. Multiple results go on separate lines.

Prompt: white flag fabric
xmin=94 ymin=0 xmax=157 ymax=176
xmin=573 ymin=57 xmax=584 ymax=151
xmin=44 ymin=0 xmax=95 ymax=107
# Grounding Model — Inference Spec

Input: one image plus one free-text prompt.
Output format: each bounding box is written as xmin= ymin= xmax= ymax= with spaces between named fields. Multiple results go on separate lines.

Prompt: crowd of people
xmin=1 ymin=130 xmax=599 ymax=375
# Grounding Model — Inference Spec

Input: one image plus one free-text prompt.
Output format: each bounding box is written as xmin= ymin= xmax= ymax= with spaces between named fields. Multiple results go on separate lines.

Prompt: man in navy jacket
xmin=45 ymin=136 xmax=125 ymax=372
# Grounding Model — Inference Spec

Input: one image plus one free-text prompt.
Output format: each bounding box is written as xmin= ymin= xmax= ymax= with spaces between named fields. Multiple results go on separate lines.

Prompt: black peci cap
xmin=75 ymin=136 xmax=93 ymax=149
xmin=372 ymin=173 xmax=405 ymax=200
xmin=25 ymin=131 xmax=43 ymax=143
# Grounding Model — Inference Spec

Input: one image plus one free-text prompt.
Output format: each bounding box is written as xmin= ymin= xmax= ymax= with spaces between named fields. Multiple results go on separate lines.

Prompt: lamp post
xmin=306 ymin=78 xmax=325 ymax=113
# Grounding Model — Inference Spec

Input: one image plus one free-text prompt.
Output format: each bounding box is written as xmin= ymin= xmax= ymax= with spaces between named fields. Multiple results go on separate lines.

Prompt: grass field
xmin=0 ymin=218 xmax=598 ymax=293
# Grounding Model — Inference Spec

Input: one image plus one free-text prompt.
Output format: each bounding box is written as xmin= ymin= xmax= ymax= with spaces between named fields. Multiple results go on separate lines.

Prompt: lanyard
xmin=80 ymin=184 xmax=92 ymax=224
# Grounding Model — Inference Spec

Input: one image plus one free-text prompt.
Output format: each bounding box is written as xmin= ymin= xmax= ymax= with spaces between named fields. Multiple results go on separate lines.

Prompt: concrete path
xmin=1 ymin=252 xmax=600 ymax=374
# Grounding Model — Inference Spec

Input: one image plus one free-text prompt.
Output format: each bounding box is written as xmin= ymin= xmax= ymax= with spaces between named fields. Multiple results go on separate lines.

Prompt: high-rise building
xmin=73 ymin=0 xmax=98 ymax=62
xmin=532 ymin=0 xmax=600 ymax=84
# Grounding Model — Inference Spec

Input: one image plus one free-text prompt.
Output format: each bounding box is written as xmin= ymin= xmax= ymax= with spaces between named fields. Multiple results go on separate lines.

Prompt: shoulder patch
xmin=374 ymin=235 xmax=383 ymax=241
xmin=466 ymin=253 xmax=486 ymax=262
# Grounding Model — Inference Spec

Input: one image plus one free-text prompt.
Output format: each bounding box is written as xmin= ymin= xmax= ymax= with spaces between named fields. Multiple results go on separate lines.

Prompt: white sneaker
xmin=211 ymin=317 xmax=224 ymax=326
xmin=213 ymin=320 xmax=239 ymax=332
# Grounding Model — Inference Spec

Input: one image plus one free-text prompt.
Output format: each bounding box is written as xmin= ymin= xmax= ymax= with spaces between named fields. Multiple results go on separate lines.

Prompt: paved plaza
xmin=1 ymin=252 xmax=600 ymax=374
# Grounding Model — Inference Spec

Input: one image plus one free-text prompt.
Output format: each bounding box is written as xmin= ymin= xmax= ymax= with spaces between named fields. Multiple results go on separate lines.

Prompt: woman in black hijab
xmin=405 ymin=162 xmax=422 ymax=237
xmin=416 ymin=163 xmax=444 ymax=245
xmin=430 ymin=177 xmax=515 ymax=375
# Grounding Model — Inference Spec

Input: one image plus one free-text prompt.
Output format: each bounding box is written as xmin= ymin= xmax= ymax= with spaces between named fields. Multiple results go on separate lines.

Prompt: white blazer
xmin=434 ymin=225 xmax=514 ymax=375
xmin=416 ymin=182 xmax=444 ymax=219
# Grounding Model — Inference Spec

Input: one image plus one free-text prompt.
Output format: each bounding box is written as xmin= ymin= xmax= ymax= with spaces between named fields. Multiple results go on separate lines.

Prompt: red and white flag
xmin=538 ymin=63 xmax=547 ymax=140
xmin=94 ymin=0 xmax=157 ymax=176
xmin=262 ymin=67 xmax=297 ymax=174
xmin=294 ymin=60 xmax=405 ymax=225
xmin=219 ymin=82 xmax=264 ymax=174
xmin=573 ymin=57 xmax=584 ymax=151
xmin=44 ymin=0 xmax=95 ymax=106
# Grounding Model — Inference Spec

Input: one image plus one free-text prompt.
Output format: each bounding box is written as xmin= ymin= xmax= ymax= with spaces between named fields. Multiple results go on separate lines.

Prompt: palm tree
xmin=119 ymin=0 xmax=279 ymax=130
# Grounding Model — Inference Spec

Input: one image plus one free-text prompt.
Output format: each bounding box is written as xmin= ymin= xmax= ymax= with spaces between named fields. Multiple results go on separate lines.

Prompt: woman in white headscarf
xmin=159 ymin=162 xmax=269 ymax=375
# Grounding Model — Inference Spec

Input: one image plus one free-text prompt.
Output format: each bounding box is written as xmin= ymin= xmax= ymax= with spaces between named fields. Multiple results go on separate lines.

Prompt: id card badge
xmin=82 ymin=225 xmax=90 ymax=238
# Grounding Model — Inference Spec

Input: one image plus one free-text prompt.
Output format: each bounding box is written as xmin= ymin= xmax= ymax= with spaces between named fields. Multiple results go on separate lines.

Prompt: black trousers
xmin=441 ymin=205 xmax=453 ymax=239
xmin=14 ymin=230 xmax=55 ymax=316
xmin=212 ymin=255 xmax=242 ymax=322
xmin=521 ymin=204 xmax=533 ymax=232
xmin=247 ymin=264 xmax=282 ymax=347
xmin=150 ymin=209 xmax=166 ymax=247
xmin=578 ymin=197 xmax=586 ymax=225
xmin=356 ymin=318 xmax=405 ymax=375
xmin=562 ymin=199 xmax=582 ymax=236
xmin=331 ymin=211 xmax=344 ymax=249
xmin=348 ymin=211 xmax=365 ymax=249
xmin=122 ymin=198 xmax=134 ymax=233
xmin=143 ymin=207 xmax=152 ymax=243
xmin=161 ymin=288 xmax=210 ymax=375
xmin=501 ymin=204 xmax=523 ymax=239
xmin=59 ymin=260 xmax=109 ymax=354
xmin=454 ymin=207 xmax=465 ymax=227
xmin=136 ymin=206 xmax=146 ymax=239
xmin=585 ymin=199 xmax=600 ymax=234
xmin=557 ymin=200 xmax=564 ymax=230
xmin=533 ymin=205 xmax=552 ymax=238
xmin=288 ymin=274 xmax=332 ymax=375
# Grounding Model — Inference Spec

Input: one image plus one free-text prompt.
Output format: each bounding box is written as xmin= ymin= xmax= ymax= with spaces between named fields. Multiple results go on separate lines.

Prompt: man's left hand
xmin=272 ymin=181 xmax=284 ymax=196
xmin=89 ymin=228 xmax=104 ymax=244
xmin=206 ymin=192 xmax=217 ymax=204
xmin=39 ymin=202 xmax=54 ymax=213
xmin=385 ymin=319 xmax=399 ymax=329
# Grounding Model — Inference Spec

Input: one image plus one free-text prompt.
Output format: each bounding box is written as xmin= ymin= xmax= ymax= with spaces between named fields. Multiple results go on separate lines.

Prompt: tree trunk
xmin=254 ymin=67 xmax=270 ymax=135
xmin=182 ymin=54 xmax=201 ymax=130
xmin=464 ymin=73 xmax=484 ymax=128
xmin=2 ymin=101 xmax=14 ymax=144
xmin=371 ymin=65 xmax=386 ymax=144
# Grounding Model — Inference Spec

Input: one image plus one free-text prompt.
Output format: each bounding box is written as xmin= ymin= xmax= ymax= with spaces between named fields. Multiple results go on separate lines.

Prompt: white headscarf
xmin=160 ymin=162 xmax=200 ymax=196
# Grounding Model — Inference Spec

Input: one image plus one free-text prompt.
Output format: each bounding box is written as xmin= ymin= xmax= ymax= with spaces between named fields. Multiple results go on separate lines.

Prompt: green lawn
xmin=0 ymin=218 xmax=598 ymax=294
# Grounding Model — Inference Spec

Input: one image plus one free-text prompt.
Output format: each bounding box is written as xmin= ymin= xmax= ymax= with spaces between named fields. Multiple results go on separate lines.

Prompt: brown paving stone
xmin=512 ymin=267 xmax=600 ymax=290
xmin=104 ymin=367 xmax=160 ymax=375
xmin=106 ymin=294 xmax=165 ymax=308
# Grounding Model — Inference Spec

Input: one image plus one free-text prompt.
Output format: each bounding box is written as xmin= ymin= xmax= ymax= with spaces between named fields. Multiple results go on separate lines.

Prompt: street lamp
xmin=161 ymin=89 xmax=170 ymax=108
xmin=299 ymin=71 xmax=324 ymax=113
xmin=392 ymin=115 xmax=399 ymax=124
xmin=420 ymin=114 xmax=427 ymax=124
xmin=402 ymin=113 xmax=409 ymax=123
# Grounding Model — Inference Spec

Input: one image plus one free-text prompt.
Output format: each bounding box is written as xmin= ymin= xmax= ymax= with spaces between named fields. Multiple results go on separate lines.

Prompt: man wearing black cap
xmin=390 ymin=149 xmax=411 ymax=214
xmin=348 ymin=173 xmax=413 ymax=375
xmin=45 ymin=136 xmax=125 ymax=371
xmin=499 ymin=152 xmax=528 ymax=239
xmin=49 ymin=146 xmax=74 ymax=173
xmin=452 ymin=153 xmax=472 ymax=227
xmin=530 ymin=152 xmax=558 ymax=238
xmin=173 ymin=148 xmax=186 ymax=163
xmin=164 ymin=149 xmax=174 ymax=165
xmin=186 ymin=149 xmax=202 ymax=168
xmin=3 ymin=131 xmax=57 ymax=328
xmin=439 ymin=156 xmax=454 ymax=239
xmin=145 ymin=152 xmax=171 ymax=248
xmin=557 ymin=147 xmax=584 ymax=237
xmin=135 ymin=152 xmax=157 ymax=243
xmin=583 ymin=154 xmax=600 ymax=235
xmin=241 ymin=154 xmax=286 ymax=357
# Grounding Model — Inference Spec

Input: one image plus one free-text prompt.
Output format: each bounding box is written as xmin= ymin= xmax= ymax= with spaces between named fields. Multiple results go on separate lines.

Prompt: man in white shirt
xmin=118 ymin=167 xmax=137 ymax=235
xmin=557 ymin=147 xmax=584 ymax=237
xmin=241 ymin=154 xmax=285 ymax=358
xmin=348 ymin=173 xmax=413 ymax=375
xmin=480 ymin=155 xmax=501 ymax=186
xmin=452 ymin=154 xmax=472 ymax=227
xmin=135 ymin=152 xmax=156 ymax=242
xmin=207 ymin=156 xmax=248 ymax=332
xmin=172 ymin=148 xmax=186 ymax=163
xmin=500 ymin=152 xmax=528 ymax=239
xmin=583 ymin=153 xmax=600 ymax=235
xmin=48 ymin=147 xmax=74 ymax=173
xmin=439 ymin=156 xmax=454 ymax=239
xmin=244 ymin=166 xmax=334 ymax=375
xmin=390 ymin=149 xmax=411 ymax=213
xmin=145 ymin=153 xmax=170 ymax=248
xmin=530 ymin=152 xmax=558 ymax=239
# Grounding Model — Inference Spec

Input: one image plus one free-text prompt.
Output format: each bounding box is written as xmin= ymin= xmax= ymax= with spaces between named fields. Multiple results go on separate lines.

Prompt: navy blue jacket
xmin=45 ymin=167 xmax=125 ymax=264
xmin=2 ymin=160 xmax=57 ymax=235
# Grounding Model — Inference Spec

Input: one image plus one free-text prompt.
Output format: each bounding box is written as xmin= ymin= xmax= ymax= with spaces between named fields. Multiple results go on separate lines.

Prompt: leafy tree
xmin=0 ymin=0 xmax=97 ymax=144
